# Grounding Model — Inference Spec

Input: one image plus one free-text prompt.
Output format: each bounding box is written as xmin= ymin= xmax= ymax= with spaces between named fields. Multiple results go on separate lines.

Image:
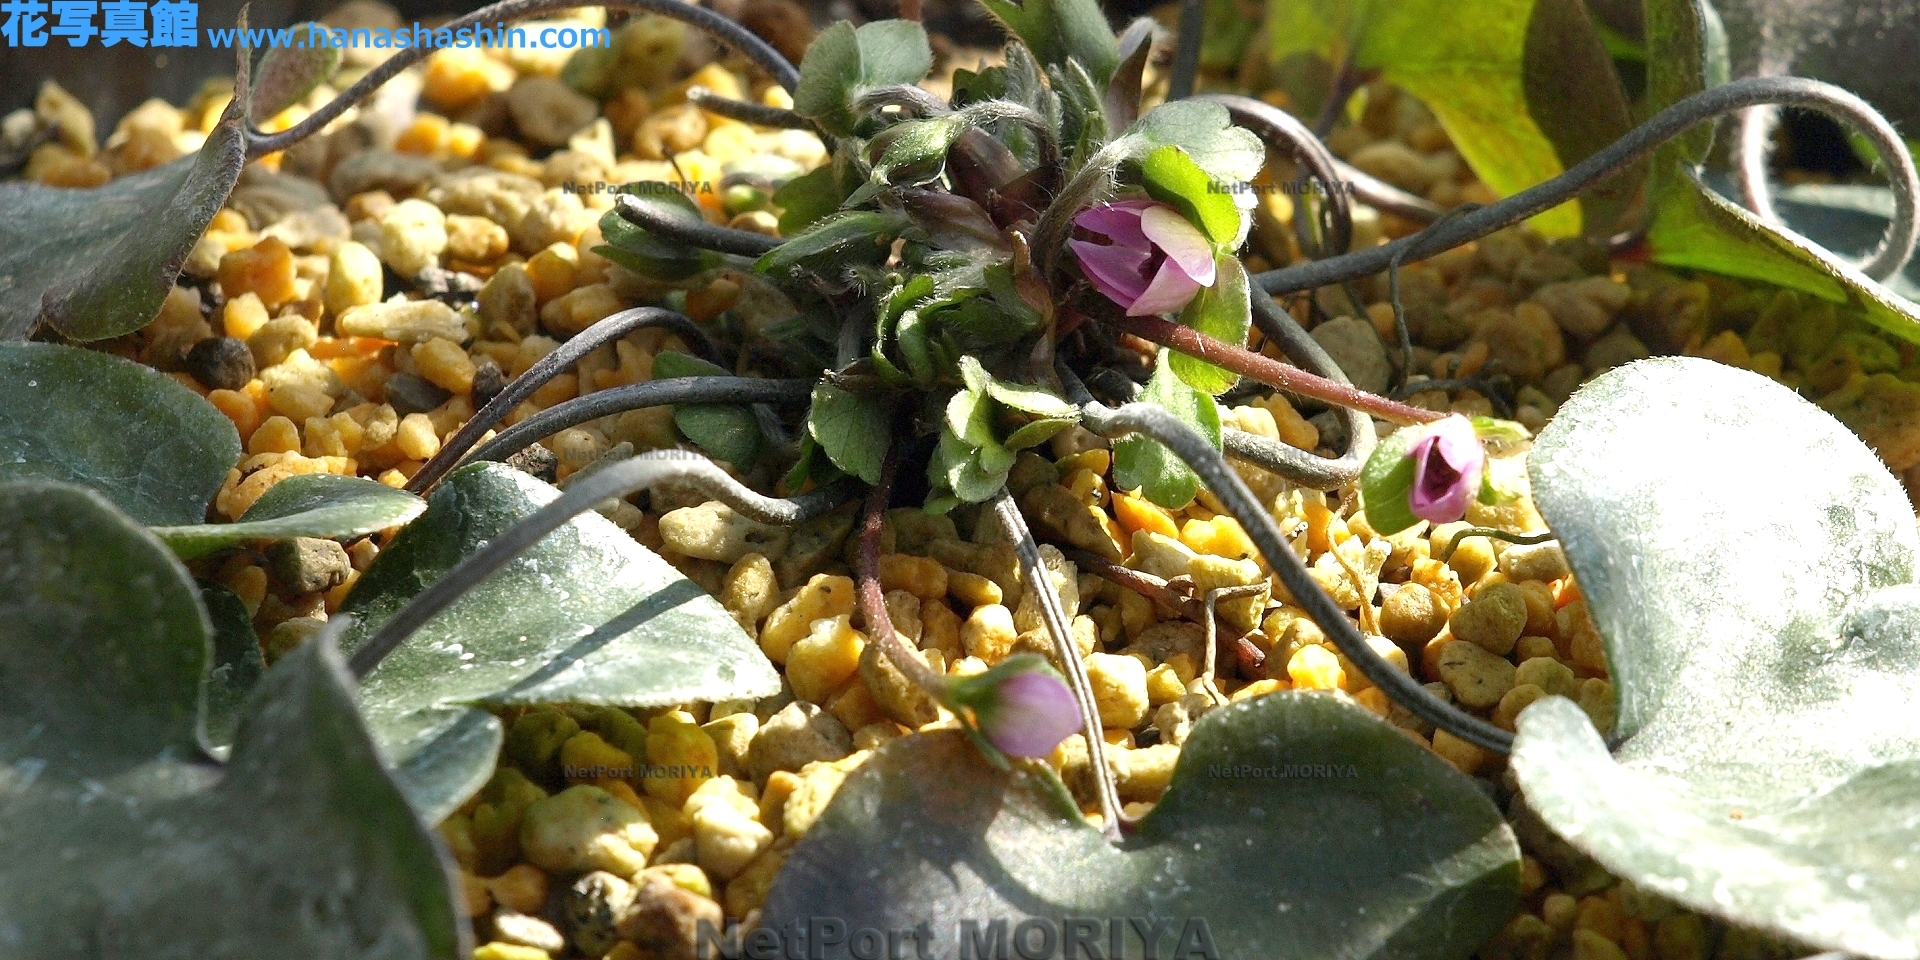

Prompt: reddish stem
xmin=855 ymin=448 xmax=946 ymax=696
xmin=1109 ymin=312 xmax=1444 ymax=425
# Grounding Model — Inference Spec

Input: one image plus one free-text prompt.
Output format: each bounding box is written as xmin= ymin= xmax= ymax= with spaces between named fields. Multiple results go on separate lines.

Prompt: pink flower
xmin=1069 ymin=200 xmax=1217 ymax=317
xmin=979 ymin=669 xmax=1083 ymax=758
xmin=1407 ymin=415 xmax=1486 ymax=525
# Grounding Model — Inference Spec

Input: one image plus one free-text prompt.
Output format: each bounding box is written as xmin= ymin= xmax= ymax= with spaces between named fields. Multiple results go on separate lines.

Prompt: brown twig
xmin=1109 ymin=312 xmax=1445 ymax=426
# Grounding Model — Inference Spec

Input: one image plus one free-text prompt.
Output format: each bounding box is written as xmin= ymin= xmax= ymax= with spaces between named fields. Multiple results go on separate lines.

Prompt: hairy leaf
xmin=764 ymin=693 xmax=1519 ymax=960
xmin=975 ymin=0 xmax=1120 ymax=86
xmin=250 ymin=24 xmax=342 ymax=122
xmin=152 ymin=473 xmax=425 ymax=560
xmin=595 ymin=186 xmax=710 ymax=280
xmin=0 ymin=78 xmax=248 ymax=341
xmin=653 ymin=350 xmax=762 ymax=466
xmin=0 ymin=342 xmax=240 ymax=526
xmin=1169 ymin=255 xmax=1253 ymax=395
xmin=792 ymin=21 xmax=934 ymax=136
xmin=1515 ymin=356 xmax=1920 ymax=955
xmin=338 ymin=464 xmax=781 ymax=820
xmin=1114 ymin=350 xmax=1221 ymax=508
xmin=0 ymin=480 xmax=464 ymax=959
xmin=808 ymin=382 xmax=894 ymax=485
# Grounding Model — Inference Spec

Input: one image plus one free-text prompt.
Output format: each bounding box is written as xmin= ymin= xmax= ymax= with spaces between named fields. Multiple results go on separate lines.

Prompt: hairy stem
xmin=465 ymin=377 xmax=812 ymax=465
xmin=1063 ymin=369 xmax=1516 ymax=755
xmin=349 ymin=450 xmax=844 ymax=677
xmin=408 ymin=307 xmax=721 ymax=493
xmin=247 ymin=0 xmax=799 ymax=156
xmin=1254 ymin=76 xmax=1920 ymax=292
xmin=1111 ymin=311 xmax=1443 ymax=425
xmin=616 ymin=193 xmax=783 ymax=257
xmin=992 ymin=491 xmax=1125 ymax=838
xmin=855 ymin=448 xmax=951 ymax=701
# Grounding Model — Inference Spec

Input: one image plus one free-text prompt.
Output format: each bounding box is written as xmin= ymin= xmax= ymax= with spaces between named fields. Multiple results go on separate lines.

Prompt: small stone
xmin=1085 ymin=652 xmax=1150 ymax=730
xmin=1476 ymin=302 xmax=1567 ymax=382
xmin=490 ymin=909 xmax=566 ymax=955
xmin=660 ymin=500 xmax=790 ymax=564
xmin=1436 ymin=640 xmax=1517 ymax=709
xmin=1380 ymin=582 xmax=1449 ymax=650
xmin=1311 ymin=316 xmax=1393 ymax=394
xmin=858 ymin=640 xmax=940 ymax=727
xmin=266 ymin=537 xmax=351 ymax=596
xmin=336 ymin=298 xmax=470 ymax=343
xmin=508 ymin=75 xmax=599 ymax=148
xmin=564 ymin=871 xmax=635 ymax=958
xmin=184 ymin=336 xmax=255 ymax=391
xmin=616 ymin=873 xmax=726 ymax=960
xmin=1449 ymin=582 xmax=1529 ymax=656
xmin=325 ymin=240 xmax=385 ymax=318
xmin=519 ymin=784 xmax=659 ymax=878
xmin=1499 ymin=541 xmax=1571 ymax=582
xmin=471 ymin=356 xmax=510 ymax=409
xmin=1584 ymin=325 xmax=1650 ymax=374
xmin=478 ymin=263 xmax=538 ymax=334
xmin=506 ymin=443 xmax=559 ymax=483
xmin=384 ymin=371 xmax=452 ymax=416
xmin=748 ymin=701 xmax=852 ymax=781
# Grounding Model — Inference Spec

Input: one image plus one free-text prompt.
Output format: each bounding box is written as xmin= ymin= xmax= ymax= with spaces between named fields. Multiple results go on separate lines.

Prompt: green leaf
xmin=250 ymin=24 xmax=341 ymax=122
xmin=1514 ymin=356 xmax=1920 ymax=954
xmin=200 ymin=582 xmax=266 ymax=753
xmin=757 ymin=211 xmax=912 ymax=280
xmin=1643 ymin=0 xmax=1920 ymax=345
xmin=975 ymin=0 xmax=1120 ymax=86
xmin=152 ymin=473 xmax=425 ymax=560
xmin=0 ymin=342 xmax=240 ymax=526
xmin=774 ymin=164 xmax=851 ymax=236
xmin=338 ymin=463 xmax=782 ymax=820
xmin=1129 ymin=101 xmax=1267 ymax=185
xmin=1141 ymin=145 xmax=1245 ymax=246
xmin=792 ymin=21 xmax=933 ymax=136
xmin=763 ymin=693 xmax=1519 ymax=959
xmin=1169 ymin=254 xmax=1253 ymax=395
xmin=653 ymin=350 xmax=762 ymax=466
xmin=869 ymin=116 xmax=966 ymax=186
xmin=1004 ymin=417 xmax=1075 ymax=450
xmin=0 ymin=480 xmax=464 ymax=958
xmin=807 ymin=382 xmax=894 ymax=485
xmin=1266 ymin=0 xmax=1636 ymax=237
xmin=1113 ymin=351 xmax=1221 ymax=508
xmin=1358 ymin=424 xmax=1428 ymax=536
xmin=594 ymin=187 xmax=709 ymax=280
xmin=0 ymin=80 xmax=248 ymax=341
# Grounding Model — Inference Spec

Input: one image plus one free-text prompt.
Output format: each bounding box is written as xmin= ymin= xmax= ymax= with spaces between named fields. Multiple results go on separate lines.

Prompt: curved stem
xmin=408 ymin=307 xmax=721 ymax=493
xmin=246 ymin=0 xmax=799 ymax=156
xmin=1064 ymin=377 xmax=1516 ymax=755
xmin=1735 ymin=103 xmax=1780 ymax=225
xmin=466 ymin=377 xmax=812 ymax=464
xmin=1168 ymin=0 xmax=1205 ymax=102
xmin=1111 ymin=310 xmax=1443 ymax=425
xmin=991 ymin=491 xmax=1125 ymax=839
xmin=615 ymin=194 xmax=783 ymax=257
xmin=348 ymin=450 xmax=845 ymax=678
xmin=1438 ymin=527 xmax=1552 ymax=562
xmin=1246 ymin=285 xmax=1380 ymax=473
xmin=854 ymin=447 xmax=950 ymax=698
xmin=1197 ymin=94 xmax=1353 ymax=256
xmin=1337 ymin=159 xmax=1447 ymax=222
xmin=1254 ymin=76 xmax=1920 ymax=292
xmin=855 ymin=84 xmax=953 ymax=119
xmin=687 ymin=86 xmax=816 ymax=131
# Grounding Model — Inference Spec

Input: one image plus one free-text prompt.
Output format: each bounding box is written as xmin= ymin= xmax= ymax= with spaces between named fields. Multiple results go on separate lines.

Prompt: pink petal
xmin=1138 ymin=205 xmax=1217 ymax=287
xmin=1407 ymin=415 xmax=1485 ymax=524
xmin=1070 ymin=238 xmax=1151 ymax=307
xmin=1074 ymin=201 xmax=1153 ymax=249
xmin=984 ymin=671 xmax=1083 ymax=758
xmin=1126 ymin=259 xmax=1204 ymax=316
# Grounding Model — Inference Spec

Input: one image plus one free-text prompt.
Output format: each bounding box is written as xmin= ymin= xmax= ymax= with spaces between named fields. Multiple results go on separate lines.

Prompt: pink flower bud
xmin=980 ymin=669 xmax=1084 ymax=758
xmin=1407 ymin=415 xmax=1486 ymax=525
